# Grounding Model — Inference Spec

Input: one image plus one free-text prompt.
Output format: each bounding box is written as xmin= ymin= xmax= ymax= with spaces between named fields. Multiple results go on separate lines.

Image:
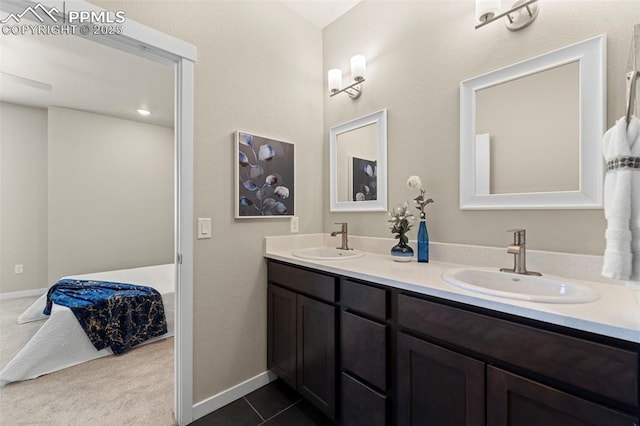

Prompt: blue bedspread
xmin=44 ymin=279 xmax=168 ymax=355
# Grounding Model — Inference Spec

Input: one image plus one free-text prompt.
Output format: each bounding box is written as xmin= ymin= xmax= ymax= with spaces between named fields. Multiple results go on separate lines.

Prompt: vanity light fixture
xmin=136 ymin=108 xmax=151 ymax=116
xmin=475 ymin=0 xmax=539 ymax=31
xmin=328 ymin=55 xmax=366 ymax=99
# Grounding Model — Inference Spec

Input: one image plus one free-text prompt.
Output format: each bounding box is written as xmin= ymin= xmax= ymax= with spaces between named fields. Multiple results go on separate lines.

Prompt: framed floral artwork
xmin=235 ymin=131 xmax=295 ymax=218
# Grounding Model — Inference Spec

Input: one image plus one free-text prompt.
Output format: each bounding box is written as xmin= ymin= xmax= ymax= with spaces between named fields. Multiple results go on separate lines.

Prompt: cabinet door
xmin=297 ymin=294 xmax=336 ymax=420
xmin=397 ymin=333 xmax=485 ymax=426
xmin=487 ymin=366 xmax=637 ymax=426
xmin=267 ymin=284 xmax=297 ymax=389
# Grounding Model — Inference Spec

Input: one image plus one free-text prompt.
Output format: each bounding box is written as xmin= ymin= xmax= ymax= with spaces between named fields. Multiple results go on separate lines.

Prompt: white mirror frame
xmin=330 ymin=109 xmax=388 ymax=212
xmin=460 ymin=35 xmax=606 ymax=210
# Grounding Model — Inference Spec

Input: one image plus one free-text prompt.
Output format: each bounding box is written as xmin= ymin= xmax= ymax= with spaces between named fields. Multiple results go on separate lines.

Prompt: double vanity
xmin=265 ymin=235 xmax=640 ymax=425
xmin=288 ymin=31 xmax=630 ymax=426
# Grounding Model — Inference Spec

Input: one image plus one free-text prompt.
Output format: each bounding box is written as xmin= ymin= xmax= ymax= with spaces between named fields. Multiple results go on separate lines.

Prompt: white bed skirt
xmin=0 ymin=264 xmax=175 ymax=387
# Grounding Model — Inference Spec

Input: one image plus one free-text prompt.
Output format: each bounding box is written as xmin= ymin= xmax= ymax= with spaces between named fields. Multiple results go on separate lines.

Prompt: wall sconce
xmin=328 ymin=55 xmax=366 ymax=99
xmin=475 ymin=0 xmax=539 ymax=31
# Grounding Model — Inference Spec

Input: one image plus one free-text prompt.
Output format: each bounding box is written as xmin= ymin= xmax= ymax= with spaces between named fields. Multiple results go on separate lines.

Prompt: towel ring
xmin=627 ymin=70 xmax=640 ymax=128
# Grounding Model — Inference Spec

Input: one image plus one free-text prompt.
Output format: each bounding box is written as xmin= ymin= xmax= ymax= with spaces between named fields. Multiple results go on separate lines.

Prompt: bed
xmin=0 ymin=264 xmax=175 ymax=387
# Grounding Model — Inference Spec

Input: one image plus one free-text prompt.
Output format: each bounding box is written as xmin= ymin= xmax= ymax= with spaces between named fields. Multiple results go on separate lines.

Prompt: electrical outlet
xmin=14 ymin=264 xmax=23 ymax=274
xmin=290 ymin=216 xmax=299 ymax=233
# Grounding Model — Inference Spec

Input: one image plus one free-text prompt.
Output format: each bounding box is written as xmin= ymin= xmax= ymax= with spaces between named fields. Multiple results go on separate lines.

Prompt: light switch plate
xmin=14 ymin=264 xmax=23 ymax=274
xmin=290 ymin=216 xmax=299 ymax=233
xmin=197 ymin=218 xmax=212 ymax=239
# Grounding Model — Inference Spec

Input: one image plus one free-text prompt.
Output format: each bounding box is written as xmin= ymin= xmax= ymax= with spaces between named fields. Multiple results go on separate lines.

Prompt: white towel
xmin=602 ymin=116 xmax=640 ymax=283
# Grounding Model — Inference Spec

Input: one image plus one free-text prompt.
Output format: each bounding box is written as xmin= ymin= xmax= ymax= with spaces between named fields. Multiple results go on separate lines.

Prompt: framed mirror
xmin=459 ymin=35 xmax=606 ymax=210
xmin=330 ymin=109 xmax=387 ymax=212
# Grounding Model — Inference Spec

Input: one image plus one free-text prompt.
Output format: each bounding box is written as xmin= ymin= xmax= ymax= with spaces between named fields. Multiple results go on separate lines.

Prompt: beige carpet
xmin=0 ymin=297 xmax=44 ymax=367
xmin=0 ymin=296 xmax=175 ymax=426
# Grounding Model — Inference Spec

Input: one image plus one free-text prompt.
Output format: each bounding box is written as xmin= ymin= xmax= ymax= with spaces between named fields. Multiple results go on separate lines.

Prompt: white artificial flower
xmin=274 ymin=186 xmax=289 ymax=199
xmin=407 ymin=175 xmax=422 ymax=190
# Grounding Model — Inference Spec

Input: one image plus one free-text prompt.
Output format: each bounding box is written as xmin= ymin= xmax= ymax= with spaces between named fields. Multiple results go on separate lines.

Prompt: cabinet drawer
xmin=342 ymin=279 xmax=388 ymax=320
xmin=342 ymin=373 xmax=387 ymax=426
xmin=342 ymin=311 xmax=387 ymax=390
xmin=268 ymin=261 xmax=336 ymax=303
xmin=397 ymin=294 xmax=639 ymax=407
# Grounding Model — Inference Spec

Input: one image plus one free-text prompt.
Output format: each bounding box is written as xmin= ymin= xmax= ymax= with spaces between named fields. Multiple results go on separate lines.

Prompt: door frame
xmin=0 ymin=1 xmax=196 ymax=424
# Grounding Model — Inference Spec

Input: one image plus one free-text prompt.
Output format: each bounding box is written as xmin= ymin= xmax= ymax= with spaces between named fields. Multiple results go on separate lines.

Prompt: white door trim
xmin=0 ymin=1 xmax=196 ymax=424
xmin=174 ymin=57 xmax=195 ymax=425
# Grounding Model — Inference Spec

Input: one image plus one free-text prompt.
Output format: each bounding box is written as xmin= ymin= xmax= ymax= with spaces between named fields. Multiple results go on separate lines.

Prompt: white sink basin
xmin=441 ymin=268 xmax=599 ymax=304
xmin=292 ymin=247 xmax=364 ymax=261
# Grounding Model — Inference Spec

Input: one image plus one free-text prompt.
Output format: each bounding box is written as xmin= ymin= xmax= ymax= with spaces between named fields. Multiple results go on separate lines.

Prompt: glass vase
xmin=391 ymin=237 xmax=414 ymax=262
xmin=417 ymin=219 xmax=429 ymax=263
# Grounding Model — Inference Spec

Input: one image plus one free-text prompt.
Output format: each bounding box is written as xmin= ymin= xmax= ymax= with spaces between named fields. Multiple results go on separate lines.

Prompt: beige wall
xmin=91 ymin=0 xmax=324 ymax=404
xmin=324 ymin=0 xmax=639 ymax=255
xmin=47 ymin=107 xmax=174 ymax=282
xmin=0 ymin=102 xmax=48 ymax=293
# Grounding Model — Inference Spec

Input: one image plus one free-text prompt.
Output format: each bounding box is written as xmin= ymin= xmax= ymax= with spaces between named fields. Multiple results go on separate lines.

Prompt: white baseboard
xmin=0 ymin=288 xmax=46 ymax=301
xmin=192 ymin=370 xmax=277 ymax=421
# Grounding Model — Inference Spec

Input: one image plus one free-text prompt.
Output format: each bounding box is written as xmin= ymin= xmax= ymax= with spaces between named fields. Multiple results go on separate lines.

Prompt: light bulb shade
xmin=350 ymin=55 xmax=366 ymax=81
xmin=328 ymin=68 xmax=342 ymax=92
xmin=475 ymin=0 xmax=500 ymax=23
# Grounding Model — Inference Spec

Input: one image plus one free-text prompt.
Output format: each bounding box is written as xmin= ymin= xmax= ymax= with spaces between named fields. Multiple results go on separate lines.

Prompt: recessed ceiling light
xmin=136 ymin=108 xmax=151 ymax=116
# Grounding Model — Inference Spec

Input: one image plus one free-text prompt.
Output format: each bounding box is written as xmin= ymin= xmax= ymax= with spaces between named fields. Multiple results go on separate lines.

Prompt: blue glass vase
xmin=417 ymin=218 xmax=429 ymax=263
xmin=391 ymin=236 xmax=414 ymax=262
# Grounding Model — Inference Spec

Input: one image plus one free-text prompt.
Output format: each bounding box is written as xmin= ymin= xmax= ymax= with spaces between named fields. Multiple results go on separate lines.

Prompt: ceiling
xmin=0 ymin=13 xmax=174 ymax=127
xmin=279 ymin=0 xmax=361 ymax=29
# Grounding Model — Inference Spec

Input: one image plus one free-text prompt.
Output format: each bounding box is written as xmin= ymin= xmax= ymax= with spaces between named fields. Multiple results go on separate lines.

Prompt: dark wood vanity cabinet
xmin=267 ymin=262 xmax=337 ymax=420
xmin=396 ymin=293 xmax=639 ymax=426
xmin=266 ymin=260 xmax=640 ymax=426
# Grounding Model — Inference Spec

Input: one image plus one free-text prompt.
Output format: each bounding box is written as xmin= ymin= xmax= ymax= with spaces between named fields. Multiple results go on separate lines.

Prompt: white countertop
xmin=265 ymin=245 xmax=640 ymax=344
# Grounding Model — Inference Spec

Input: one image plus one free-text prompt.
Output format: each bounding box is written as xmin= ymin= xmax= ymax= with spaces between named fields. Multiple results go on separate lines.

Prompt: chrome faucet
xmin=331 ymin=222 xmax=350 ymax=250
xmin=499 ymin=229 xmax=541 ymax=276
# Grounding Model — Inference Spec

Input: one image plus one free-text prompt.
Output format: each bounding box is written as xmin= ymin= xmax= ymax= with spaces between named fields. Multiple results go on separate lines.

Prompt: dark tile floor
xmin=191 ymin=379 xmax=334 ymax=426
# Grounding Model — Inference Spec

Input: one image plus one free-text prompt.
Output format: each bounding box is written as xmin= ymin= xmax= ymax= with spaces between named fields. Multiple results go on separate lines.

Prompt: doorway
xmin=0 ymin=1 xmax=195 ymax=423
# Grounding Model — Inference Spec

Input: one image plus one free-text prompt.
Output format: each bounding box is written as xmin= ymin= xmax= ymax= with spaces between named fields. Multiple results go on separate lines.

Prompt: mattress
xmin=0 ymin=264 xmax=175 ymax=387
